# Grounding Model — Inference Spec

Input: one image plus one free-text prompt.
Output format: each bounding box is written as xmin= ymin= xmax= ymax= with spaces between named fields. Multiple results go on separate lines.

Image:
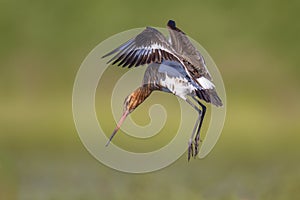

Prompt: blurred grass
xmin=1 ymin=0 xmax=300 ymax=199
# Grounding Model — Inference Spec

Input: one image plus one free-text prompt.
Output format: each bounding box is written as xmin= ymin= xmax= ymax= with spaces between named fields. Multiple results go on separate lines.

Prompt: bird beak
xmin=105 ymin=110 xmax=129 ymax=147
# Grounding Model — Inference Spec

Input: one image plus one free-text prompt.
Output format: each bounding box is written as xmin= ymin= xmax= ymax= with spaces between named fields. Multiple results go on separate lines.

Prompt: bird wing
xmin=102 ymin=27 xmax=181 ymax=68
xmin=157 ymin=60 xmax=195 ymax=83
xmin=166 ymin=21 xmax=222 ymax=106
xmin=167 ymin=24 xmax=212 ymax=80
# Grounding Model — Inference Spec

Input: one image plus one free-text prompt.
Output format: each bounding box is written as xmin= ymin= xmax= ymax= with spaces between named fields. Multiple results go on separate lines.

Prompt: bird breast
xmin=159 ymin=73 xmax=196 ymax=99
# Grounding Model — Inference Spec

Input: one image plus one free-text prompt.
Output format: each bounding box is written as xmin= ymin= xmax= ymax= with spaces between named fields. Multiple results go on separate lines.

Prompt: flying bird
xmin=102 ymin=20 xmax=222 ymax=160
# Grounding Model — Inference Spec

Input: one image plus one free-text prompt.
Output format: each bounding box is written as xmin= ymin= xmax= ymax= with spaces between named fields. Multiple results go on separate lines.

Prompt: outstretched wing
xmin=102 ymin=27 xmax=181 ymax=68
xmin=167 ymin=20 xmax=212 ymax=80
xmin=167 ymin=20 xmax=222 ymax=106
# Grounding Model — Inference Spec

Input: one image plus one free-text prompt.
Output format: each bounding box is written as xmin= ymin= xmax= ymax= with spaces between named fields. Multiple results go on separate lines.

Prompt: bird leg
xmin=192 ymin=96 xmax=206 ymax=157
xmin=188 ymin=138 xmax=194 ymax=161
xmin=186 ymin=98 xmax=203 ymax=160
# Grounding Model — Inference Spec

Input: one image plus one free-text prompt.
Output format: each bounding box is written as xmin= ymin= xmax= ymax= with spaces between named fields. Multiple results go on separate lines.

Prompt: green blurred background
xmin=1 ymin=0 xmax=300 ymax=199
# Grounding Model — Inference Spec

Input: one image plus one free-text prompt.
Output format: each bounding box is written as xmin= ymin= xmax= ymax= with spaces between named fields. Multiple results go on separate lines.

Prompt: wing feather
xmin=167 ymin=24 xmax=212 ymax=80
xmin=102 ymin=20 xmax=222 ymax=106
xmin=102 ymin=27 xmax=181 ymax=68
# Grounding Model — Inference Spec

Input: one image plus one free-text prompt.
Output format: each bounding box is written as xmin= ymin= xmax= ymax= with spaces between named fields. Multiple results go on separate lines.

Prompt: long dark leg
xmin=192 ymin=96 xmax=206 ymax=156
xmin=186 ymin=98 xmax=202 ymax=161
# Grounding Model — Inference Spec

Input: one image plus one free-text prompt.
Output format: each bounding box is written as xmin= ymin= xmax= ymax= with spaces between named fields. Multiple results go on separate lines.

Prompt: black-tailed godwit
xmin=102 ymin=20 xmax=222 ymax=160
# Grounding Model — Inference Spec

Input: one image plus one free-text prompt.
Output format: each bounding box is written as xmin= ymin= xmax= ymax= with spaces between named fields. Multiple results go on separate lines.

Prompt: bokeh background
xmin=1 ymin=0 xmax=300 ymax=199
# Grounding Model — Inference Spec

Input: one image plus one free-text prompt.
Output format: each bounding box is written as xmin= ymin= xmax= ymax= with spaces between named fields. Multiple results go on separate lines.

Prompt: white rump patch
xmin=197 ymin=77 xmax=215 ymax=89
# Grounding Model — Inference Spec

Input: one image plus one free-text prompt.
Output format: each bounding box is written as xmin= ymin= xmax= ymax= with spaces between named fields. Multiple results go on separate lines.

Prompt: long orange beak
xmin=105 ymin=110 xmax=129 ymax=147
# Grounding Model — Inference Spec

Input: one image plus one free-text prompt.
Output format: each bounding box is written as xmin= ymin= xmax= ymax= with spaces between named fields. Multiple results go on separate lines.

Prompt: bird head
xmin=123 ymin=85 xmax=154 ymax=114
xmin=105 ymin=86 xmax=152 ymax=146
xmin=123 ymin=94 xmax=137 ymax=115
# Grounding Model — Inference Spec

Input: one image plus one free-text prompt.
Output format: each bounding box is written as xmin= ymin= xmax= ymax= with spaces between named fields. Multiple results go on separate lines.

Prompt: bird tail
xmin=196 ymin=89 xmax=223 ymax=107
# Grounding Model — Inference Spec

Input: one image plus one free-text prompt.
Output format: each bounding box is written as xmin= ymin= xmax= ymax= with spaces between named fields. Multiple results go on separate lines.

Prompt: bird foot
xmin=188 ymin=136 xmax=203 ymax=161
xmin=194 ymin=138 xmax=200 ymax=157
xmin=188 ymin=139 xmax=194 ymax=161
xmin=194 ymin=134 xmax=202 ymax=157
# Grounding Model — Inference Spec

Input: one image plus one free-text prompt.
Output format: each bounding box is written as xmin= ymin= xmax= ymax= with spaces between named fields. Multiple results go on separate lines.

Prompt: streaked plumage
xmin=102 ymin=20 xmax=222 ymax=160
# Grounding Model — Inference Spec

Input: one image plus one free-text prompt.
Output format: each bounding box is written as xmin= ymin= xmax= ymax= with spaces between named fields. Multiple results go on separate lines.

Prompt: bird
xmin=102 ymin=20 xmax=223 ymax=161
